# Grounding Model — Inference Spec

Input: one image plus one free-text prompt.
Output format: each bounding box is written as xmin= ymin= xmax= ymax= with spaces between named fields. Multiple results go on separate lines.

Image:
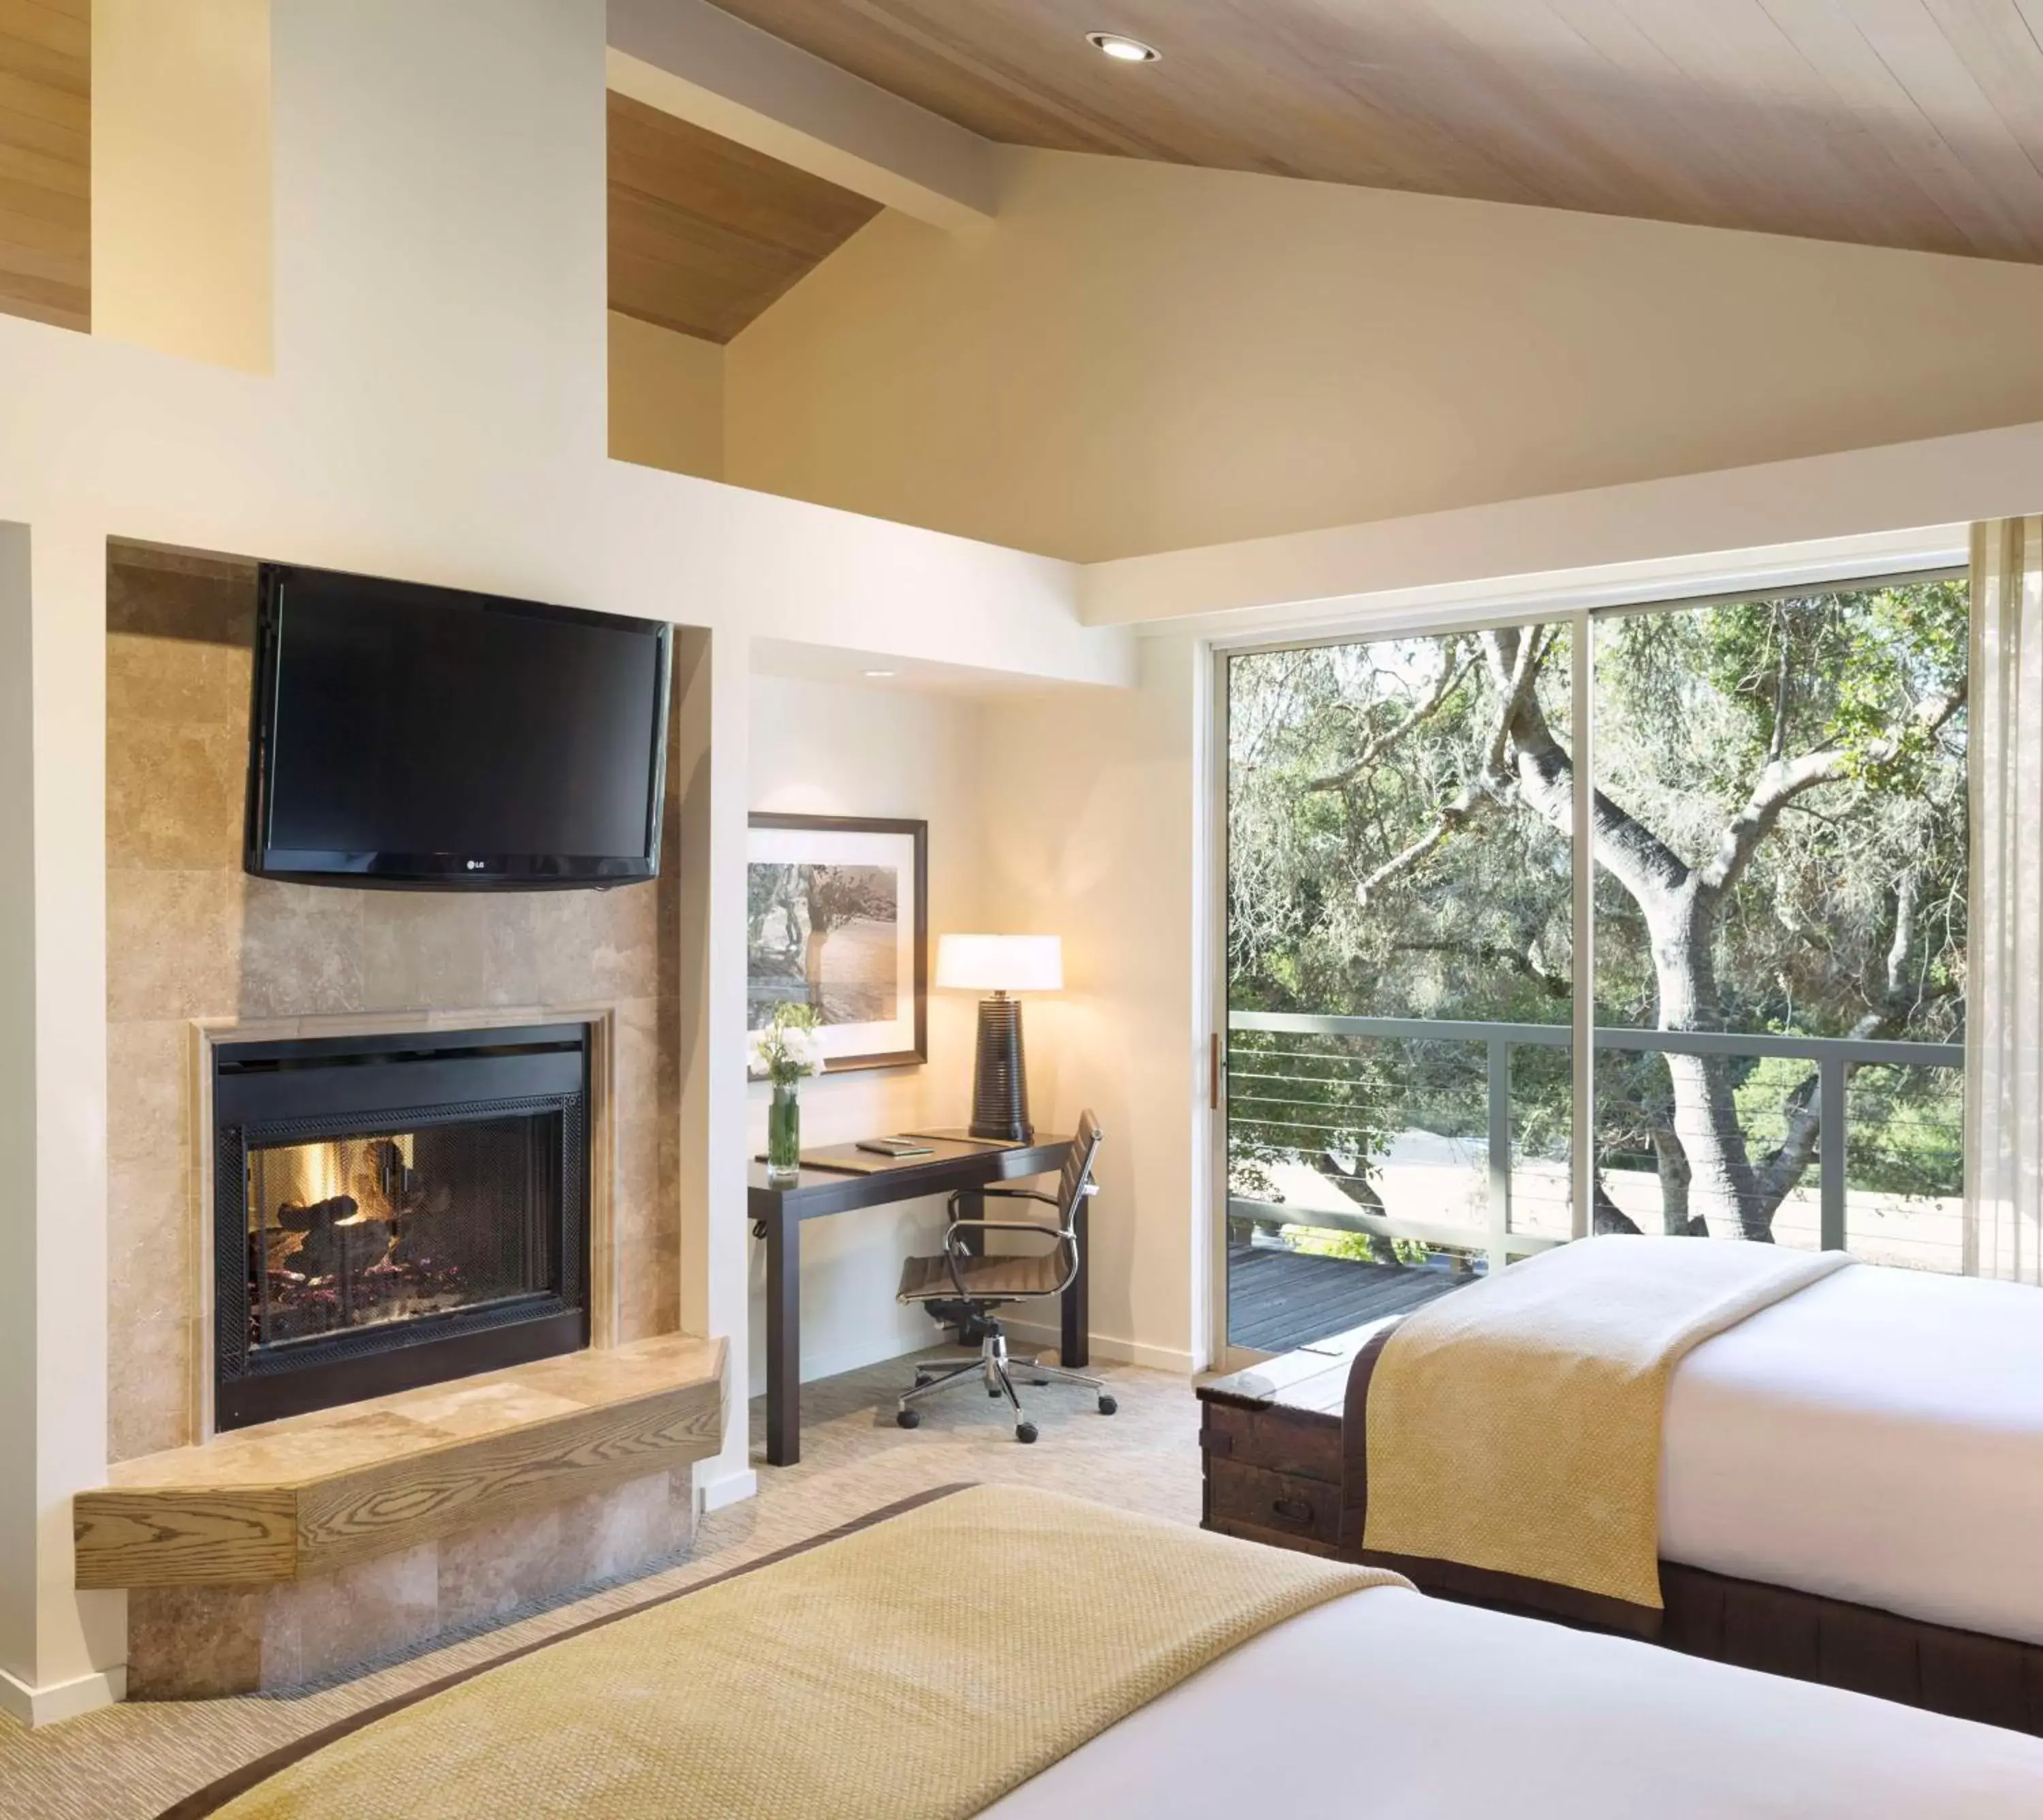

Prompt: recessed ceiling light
xmin=1087 ymin=31 xmax=1160 ymax=63
xmin=863 ymin=668 xmax=897 ymax=678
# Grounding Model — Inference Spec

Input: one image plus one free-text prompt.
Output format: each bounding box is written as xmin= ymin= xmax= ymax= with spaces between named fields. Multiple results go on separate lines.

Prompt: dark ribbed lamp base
xmin=968 ymin=994 xmax=1032 ymax=1142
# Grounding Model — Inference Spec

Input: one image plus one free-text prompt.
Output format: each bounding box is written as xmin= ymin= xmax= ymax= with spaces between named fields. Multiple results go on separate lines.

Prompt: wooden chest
xmin=1197 ymin=1328 xmax=1374 ymax=1560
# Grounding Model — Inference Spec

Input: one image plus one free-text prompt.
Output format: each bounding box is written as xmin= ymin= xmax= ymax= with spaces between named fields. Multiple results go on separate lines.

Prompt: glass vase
xmin=766 ymin=1082 xmax=801 ymax=1184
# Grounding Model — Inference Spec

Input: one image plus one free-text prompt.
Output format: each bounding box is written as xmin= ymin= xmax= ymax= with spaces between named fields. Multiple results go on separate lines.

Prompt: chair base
xmin=897 ymin=1324 xmax=1113 ymax=1442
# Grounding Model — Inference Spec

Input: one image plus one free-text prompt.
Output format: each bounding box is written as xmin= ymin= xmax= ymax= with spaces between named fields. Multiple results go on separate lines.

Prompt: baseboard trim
xmin=0 ymin=1661 xmax=127 ymax=1727
xmin=695 ymin=1465 xmax=759 ymax=1514
xmin=1000 ymin=1322 xmax=1196 ymax=1377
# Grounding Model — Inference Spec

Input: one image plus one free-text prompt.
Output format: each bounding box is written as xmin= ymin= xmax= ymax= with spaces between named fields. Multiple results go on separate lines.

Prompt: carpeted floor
xmin=0 ymin=1349 xmax=1201 ymax=1820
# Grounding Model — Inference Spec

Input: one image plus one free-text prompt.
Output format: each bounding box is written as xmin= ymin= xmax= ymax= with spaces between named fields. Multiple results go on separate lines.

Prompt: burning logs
xmin=275 ymin=1193 xmax=389 ymax=1284
xmin=245 ymin=1136 xmax=481 ymax=1345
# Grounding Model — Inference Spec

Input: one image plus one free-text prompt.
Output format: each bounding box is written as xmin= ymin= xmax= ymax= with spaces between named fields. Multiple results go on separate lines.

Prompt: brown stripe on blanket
xmin=157 ymin=1484 xmax=975 ymax=1820
xmin=1337 ymin=1323 xmax=1662 ymax=1638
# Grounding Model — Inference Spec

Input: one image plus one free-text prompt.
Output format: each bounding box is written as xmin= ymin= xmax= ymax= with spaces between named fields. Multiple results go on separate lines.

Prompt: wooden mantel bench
xmin=74 ymin=1334 xmax=725 ymax=1695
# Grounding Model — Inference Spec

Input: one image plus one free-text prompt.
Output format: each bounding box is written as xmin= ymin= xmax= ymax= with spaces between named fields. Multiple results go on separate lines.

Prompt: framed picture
xmin=746 ymin=813 xmax=928 ymax=1073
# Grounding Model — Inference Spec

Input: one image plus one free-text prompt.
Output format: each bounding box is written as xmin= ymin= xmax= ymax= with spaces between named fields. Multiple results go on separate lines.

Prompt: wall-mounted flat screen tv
xmin=244 ymin=563 xmax=670 ymax=889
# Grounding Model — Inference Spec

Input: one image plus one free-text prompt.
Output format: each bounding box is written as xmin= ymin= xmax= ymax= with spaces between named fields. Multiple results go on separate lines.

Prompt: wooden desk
xmin=748 ymin=1135 xmax=1081 ymax=1466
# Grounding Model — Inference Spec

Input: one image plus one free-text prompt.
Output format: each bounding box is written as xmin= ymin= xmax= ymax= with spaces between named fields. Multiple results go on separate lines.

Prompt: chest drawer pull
xmin=1271 ymin=1496 xmax=1315 ymax=1525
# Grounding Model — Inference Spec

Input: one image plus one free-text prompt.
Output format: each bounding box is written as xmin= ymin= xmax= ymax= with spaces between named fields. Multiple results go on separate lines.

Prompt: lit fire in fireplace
xmin=247 ymin=1131 xmax=480 ymax=1345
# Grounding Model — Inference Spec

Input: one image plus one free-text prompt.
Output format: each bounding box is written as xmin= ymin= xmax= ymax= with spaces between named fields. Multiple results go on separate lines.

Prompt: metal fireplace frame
xmin=211 ymin=1022 xmax=592 ymax=1430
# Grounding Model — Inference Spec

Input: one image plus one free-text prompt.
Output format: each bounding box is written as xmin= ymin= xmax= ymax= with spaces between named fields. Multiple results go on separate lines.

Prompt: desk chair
xmin=894 ymin=1110 xmax=1111 ymax=1444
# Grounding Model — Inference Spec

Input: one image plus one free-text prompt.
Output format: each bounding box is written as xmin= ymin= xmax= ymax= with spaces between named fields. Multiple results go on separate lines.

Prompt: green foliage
xmin=1229 ymin=580 xmax=1969 ymax=1235
xmin=1288 ymin=1227 xmax=1433 ymax=1268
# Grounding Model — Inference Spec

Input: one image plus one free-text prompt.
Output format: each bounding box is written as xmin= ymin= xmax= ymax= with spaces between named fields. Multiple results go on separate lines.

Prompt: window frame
xmin=1207 ymin=566 xmax=1968 ymax=1368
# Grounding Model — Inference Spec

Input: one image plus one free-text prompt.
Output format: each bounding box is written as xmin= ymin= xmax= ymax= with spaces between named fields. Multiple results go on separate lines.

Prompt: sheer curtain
xmin=1965 ymin=516 xmax=2043 ymax=1284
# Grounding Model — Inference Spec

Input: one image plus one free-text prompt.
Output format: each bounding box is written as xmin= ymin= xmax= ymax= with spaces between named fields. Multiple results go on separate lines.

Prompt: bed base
xmin=1198 ymin=1331 xmax=2043 ymax=1737
xmin=1660 ymin=1558 xmax=2043 ymax=1736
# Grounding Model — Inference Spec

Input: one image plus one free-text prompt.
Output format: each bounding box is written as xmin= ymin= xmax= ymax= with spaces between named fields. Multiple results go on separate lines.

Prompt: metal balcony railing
xmin=1226 ymin=1010 xmax=1964 ymax=1272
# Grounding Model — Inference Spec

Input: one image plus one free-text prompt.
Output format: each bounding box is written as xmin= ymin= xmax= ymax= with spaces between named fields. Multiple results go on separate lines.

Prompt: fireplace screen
xmin=245 ymin=1114 xmax=562 ymax=1351
xmin=214 ymin=1022 xmax=591 ymax=1430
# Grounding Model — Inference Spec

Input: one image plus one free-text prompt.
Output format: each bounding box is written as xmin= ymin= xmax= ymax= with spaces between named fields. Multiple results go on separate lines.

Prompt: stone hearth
xmin=76 ymin=1334 xmax=725 ymax=1697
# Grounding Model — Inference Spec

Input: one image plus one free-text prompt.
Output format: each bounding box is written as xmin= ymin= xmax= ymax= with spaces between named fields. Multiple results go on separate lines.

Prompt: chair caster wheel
xmin=1098 ymin=1395 xmax=1118 ymax=1415
xmin=896 ymin=1409 xmax=921 ymax=1428
xmin=1015 ymin=1422 xmax=1038 ymax=1444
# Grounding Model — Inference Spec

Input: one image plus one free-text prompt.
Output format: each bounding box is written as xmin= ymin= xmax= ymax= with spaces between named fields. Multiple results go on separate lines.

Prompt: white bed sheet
xmin=1662 ymin=1261 xmax=2043 ymax=1644
xmin=983 ymin=1588 xmax=2043 ymax=1818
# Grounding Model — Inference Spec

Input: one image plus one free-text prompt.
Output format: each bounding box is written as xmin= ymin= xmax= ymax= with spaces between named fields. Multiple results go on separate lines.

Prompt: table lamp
xmin=934 ymin=934 xmax=1062 ymax=1142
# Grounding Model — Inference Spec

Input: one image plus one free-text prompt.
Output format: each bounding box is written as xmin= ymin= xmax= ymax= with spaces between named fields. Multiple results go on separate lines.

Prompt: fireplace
xmin=212 ymin=1023 xmax=592 ymax=1430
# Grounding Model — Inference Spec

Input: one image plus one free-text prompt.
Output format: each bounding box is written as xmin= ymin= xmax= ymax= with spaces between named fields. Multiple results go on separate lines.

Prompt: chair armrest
xmin=945 ymin=1186 xmax=1060 ymax=1214
xmin=943 ymin=1218 xmax=1068 ymax=1239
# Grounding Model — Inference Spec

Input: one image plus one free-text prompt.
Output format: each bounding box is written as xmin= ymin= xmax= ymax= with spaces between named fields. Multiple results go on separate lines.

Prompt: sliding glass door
xmin=1220 ymin=627 xmax=1575 ymax=1355
xmin=1218 ymin=574 xmax=1967 ymax=1360
xmin=1588 ymin=583 xmax=1968 ymax=1266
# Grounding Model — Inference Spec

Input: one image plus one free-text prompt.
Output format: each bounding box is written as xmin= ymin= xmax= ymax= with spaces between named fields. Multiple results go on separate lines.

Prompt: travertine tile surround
xmin=125 ymin=1470 xmax=695 ymax=1697
xmin=106 ymin=546 xmax=688 ymax=1460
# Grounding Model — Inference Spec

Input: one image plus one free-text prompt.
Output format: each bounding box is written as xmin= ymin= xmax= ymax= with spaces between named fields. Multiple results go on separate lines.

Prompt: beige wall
xmin=727 ymin=148 xmax=2043 ymax=564
xmin=93 ymin=0 xmax=272 ymax=373
xmin=609 ymin=313 xmax=725 ymax=482
xmin=977 ymin=640 xmax=1204 ymax=1371
xmin=744 ymin=670 xmax=985 ymax=1384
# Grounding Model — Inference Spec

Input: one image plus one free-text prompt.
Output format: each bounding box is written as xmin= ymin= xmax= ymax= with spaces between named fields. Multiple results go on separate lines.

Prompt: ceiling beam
xmin=605 ymin=0 xmax=996 ymax=236
xmin=1076 ymin=416 xmax=2043 ymax=629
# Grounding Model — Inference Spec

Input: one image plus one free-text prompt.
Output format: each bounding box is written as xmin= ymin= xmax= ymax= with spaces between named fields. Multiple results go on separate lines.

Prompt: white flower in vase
xmin=750 ymin=1002 xmax=825 ymax=1087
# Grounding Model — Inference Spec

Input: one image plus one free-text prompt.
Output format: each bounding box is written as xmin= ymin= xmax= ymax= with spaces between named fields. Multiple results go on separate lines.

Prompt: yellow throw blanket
xmin=1361 ymin=1236 xmax=1853 ymax=1625
xmin=209 ymin=1486 xmax=1405 ymax=1820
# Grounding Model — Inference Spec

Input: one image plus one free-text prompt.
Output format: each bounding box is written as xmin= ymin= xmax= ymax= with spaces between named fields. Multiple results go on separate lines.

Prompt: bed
xmin=163 ymin=1483 xmax=2043 ymax=1819
xmin=987 ymin=1580 xmax=2043 ymax=1818
xmin=1336 ymin=1240 xmax=2043 ymax=1731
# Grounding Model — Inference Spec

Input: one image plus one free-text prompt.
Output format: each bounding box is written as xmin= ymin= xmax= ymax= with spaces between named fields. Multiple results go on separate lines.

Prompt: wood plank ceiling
xmin=710 ymin=0 xmax=2043 ymax=262
xmin=0 ymin=0 xmax=88 ymax=330
xmin=608 ymin=91 xmax=883 ymax=343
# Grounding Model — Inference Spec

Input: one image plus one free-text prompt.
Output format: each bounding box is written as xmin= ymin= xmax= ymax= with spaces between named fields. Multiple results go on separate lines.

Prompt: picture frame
xmin=746 ymin=813 xmax=929 ymax=1073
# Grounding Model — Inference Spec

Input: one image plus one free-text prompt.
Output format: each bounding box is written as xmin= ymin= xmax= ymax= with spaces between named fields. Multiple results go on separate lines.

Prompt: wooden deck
xmin=1226 ymin=1244 xmax=1469 ymax=1353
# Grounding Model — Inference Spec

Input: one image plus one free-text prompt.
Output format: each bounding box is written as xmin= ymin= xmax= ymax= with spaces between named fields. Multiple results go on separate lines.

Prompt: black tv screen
xmin=245 ymin=564 xmax=670 ymax=889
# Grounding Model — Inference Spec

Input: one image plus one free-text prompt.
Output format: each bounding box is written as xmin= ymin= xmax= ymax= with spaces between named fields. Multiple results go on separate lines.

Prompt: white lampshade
xmin=934 ymin=933 xmax=1063 ymax=994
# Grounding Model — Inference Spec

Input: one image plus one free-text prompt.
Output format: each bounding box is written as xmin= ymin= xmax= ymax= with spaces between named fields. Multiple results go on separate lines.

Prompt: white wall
xmin=0 ymin=524 xmax=37 ymax=1693
xmin=0 ymin=0 xmax=1129 ymax=1721
xmin=744 ymin=672 xmax=986 ymax=1385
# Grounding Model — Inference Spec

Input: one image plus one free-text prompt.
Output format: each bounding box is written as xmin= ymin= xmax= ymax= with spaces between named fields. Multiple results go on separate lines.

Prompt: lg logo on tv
xmin=465 ymin=860 xmax=488 ymax=871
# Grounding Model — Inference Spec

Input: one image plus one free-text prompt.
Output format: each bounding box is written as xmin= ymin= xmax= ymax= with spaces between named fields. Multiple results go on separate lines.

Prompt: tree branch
xmin=1352 ymin=786 xmax=1491 ymax=904
xmin=1766 ymin=622 xmax=1791 ymax=766
xmin=1699 ymin=747 xmax=1850 ymax=896
xmin=1702 ymin=681 xmax=1967 ymax=897
xmin=1305 ymin=648 xmax=1474 ymax=794
xmin=1390 ymin=937 xmax=1569 ymax=1000
xmin=1478 ymin=626 xmax=1694 ymax=908
xmin=1750 ymin=870 xmax=1928 ymax=1217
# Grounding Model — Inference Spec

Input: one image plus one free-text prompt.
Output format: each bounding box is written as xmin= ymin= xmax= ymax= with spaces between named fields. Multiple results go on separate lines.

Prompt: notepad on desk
xmin=856 ymin=1137 xmax=935 ymax=1158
